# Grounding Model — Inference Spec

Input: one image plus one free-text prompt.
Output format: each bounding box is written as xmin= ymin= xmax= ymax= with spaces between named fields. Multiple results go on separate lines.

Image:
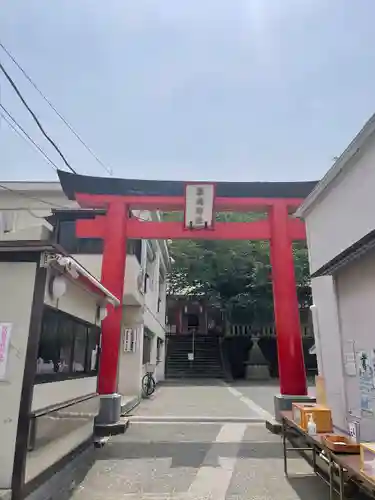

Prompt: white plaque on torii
xmin=184 ymin=183 xmax=215 ymax=229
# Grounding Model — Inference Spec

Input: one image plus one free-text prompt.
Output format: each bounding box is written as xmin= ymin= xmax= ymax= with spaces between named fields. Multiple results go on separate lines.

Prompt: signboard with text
xmin=184 ymin=183 xmax=215 ymax=229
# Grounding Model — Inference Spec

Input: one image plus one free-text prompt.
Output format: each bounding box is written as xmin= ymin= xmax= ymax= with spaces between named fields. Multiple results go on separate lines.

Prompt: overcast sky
xmin=1 ymin=1 xmax=375 ymax=182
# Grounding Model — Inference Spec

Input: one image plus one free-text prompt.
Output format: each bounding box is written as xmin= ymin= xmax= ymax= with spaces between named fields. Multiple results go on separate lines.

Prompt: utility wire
xmin=0 ymin=41 xmax=113 ymax=176
xmin=1 ymin=104 xmax=60 ymax=171
xmin=0 ymin=59 xmax=77 ymax=174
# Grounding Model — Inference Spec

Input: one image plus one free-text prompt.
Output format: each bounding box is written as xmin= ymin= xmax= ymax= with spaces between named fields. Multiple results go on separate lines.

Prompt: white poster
xmin=0 ymin=323 xmax=12 ymax=381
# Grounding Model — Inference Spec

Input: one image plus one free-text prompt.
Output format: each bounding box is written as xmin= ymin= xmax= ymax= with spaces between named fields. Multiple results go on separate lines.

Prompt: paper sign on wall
xmin=0 ymin=323 xmax=12 ymax=381
xmin=348 ymin=421 xmax=360 ymax=443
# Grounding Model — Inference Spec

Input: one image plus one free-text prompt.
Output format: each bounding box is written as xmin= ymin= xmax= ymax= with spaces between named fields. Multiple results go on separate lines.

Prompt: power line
xmin=0 ymin=41 xmax=113 ymax=176
xmin=1 ymin=104 xmax=60 ymax=171
xmin=0 ymin=59 xmax=77 ymax=174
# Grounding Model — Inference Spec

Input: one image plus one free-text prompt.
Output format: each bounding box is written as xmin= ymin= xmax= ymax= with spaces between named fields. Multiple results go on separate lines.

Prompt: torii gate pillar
xmin=269 ymin=202 xmax=307 ymax=396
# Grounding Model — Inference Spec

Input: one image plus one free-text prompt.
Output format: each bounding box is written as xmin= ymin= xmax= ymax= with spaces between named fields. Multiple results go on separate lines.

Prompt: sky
xmin=1 ymin=1 xmax=375 ymax=183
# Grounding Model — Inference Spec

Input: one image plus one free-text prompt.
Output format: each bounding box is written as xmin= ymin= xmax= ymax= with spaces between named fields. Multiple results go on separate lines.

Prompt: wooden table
xmin=281 ymin=411 xmax=375 ymax=499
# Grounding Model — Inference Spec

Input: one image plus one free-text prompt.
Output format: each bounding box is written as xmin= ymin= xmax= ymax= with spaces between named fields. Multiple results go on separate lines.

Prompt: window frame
xmin=35 ymin=305 xmax=101 ymax=384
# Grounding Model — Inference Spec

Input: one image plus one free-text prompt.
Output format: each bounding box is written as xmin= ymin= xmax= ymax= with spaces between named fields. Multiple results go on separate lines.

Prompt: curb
xmin=128 ymin=416 xmax=265 ymax=424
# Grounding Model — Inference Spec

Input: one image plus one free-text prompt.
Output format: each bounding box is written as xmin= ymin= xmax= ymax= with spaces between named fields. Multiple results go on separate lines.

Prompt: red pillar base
xmin=269 ymin=202 xmax=307 ymax=396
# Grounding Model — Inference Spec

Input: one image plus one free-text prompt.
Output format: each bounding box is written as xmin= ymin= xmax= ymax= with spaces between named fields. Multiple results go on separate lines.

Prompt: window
xmin=143 ymin=273 xmax=149 ymax=294
xmin=157 ymin=272 xmax=165 ymax=313
xmin=36 ymin=306 xmax=101 ymax=383
xmin=0 ymin=211 xmax=16 ymax=234
xmin=127 ymin=239 xmax=142 ymax=265
xmin=142 ymin=328 xmax=153 ymax=365
xmin=156 ymin=338 xmax=164 ymax=364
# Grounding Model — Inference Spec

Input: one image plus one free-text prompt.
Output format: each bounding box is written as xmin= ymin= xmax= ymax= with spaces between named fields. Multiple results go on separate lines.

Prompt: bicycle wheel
xmin=142 ymin=373 xmax=156 ymax=397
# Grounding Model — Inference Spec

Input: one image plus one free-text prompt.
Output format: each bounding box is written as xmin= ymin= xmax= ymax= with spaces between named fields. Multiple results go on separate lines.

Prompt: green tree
xmin=166 ymin=212 xmax=311 ymax=325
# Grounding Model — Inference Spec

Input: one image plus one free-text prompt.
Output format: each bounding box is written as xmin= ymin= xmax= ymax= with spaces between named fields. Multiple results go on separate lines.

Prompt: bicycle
xmin=142 ymin=371 xmax=156 ymax=398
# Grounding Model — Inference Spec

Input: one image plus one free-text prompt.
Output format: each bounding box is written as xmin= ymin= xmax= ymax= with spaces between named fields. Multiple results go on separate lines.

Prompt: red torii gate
xmin=57 ymin=170 xmax=316 ymax=414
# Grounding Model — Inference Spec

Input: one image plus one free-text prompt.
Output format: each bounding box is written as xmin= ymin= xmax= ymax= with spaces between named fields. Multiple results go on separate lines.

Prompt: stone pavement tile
xmin=226 ymin=454 xmax=329 ymax=499
xmin=242 ymin=424 xmax=282 ymax=443
xmin=69 ymin=457 xmax=197 ymax=499
xmin=130 ymin=382 xmax=259 ymax=418
xmin=68 ymin=423 xmax=222 ymax=500
xmin=119 ymin=423 xmax=222 ymax=443
xmin=229 ymin=382 xmax=316 ymax=416
xmin=226 ymin=421 xmax=331 ymax=499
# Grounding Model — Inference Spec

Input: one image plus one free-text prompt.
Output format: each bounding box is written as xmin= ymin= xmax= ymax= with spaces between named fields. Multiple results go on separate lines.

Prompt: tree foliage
xmin=165 ymin=212 xmax=311 ymax=325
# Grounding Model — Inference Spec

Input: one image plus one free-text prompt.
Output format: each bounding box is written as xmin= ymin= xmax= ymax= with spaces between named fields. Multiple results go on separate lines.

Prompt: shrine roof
xmin=57 ymin=170 xmax=318 ymax=200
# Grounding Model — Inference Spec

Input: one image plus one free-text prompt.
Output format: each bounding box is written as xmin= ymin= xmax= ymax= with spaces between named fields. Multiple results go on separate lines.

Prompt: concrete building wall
xmin=118 ymin=305 xmax=144 ymax=397
xmin=304 ymin=135 xmax=375 ymax=274
xmin=0 ymin=185 xmax=168 ymax=400
xmin=0 ymin=261 xmax=36 ymax=489
xmin=334 ymin=249 xmax=375 ymax=440
xmin=310 ymin=276 xmax=346 ymax=431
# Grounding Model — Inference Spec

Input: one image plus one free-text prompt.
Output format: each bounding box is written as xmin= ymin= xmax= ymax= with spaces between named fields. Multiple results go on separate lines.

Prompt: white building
xmin=295 ymin=113 xmax=375 ymax=440
xmin=0 ymin=229 xmax=119 ymax=494
xmin=0 ymin=181 xmax=169 ymax=408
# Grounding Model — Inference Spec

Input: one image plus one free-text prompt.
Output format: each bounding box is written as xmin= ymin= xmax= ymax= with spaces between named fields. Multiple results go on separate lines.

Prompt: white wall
xmin=72 ymin=254 xmax=144 ymax=306
xmin=305 ymin=133 xmax=375 ymax=273
xmin=118 ymin=305 xmax=144 ymax=397
xmin=335 ymin=249 xmax=375 ymax=440
xmin=44 ymin=268 xmax=99 ymax=325
xmin=0 ymin=262 xmax=36 ymax=489
xmin=124 ymin=254 xmax=144 ymax=306
xmin=31 ymin=377 xmax=97 ymax=412
xmin=0 ymin=186 xmax=76 ymax=241
xmin=310 ymin=276 xmax=346 ymax=432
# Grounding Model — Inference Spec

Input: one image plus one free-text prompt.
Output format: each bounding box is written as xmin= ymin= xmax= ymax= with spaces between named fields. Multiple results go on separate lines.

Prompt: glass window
xmin=142 ymin=329 xmax=153 ymax=365
xmin=86 ymin=326 xmax=101 ymax=372
xmin=36 ymin=307 xmax=101 ymax=382
xmin=127 ymin=239 xmax=142 ymax=264
xmin=37 ymin=309 xmax=60 ymax=374
xmin=57 ymin=317 xmax=74 ymax=372
xmin=73 ymin=323 xmax=88 ymax=372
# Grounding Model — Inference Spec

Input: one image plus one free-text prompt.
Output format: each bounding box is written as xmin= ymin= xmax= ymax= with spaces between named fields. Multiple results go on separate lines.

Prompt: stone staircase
xmin=165 ymin=333 xmax=225 ymax=379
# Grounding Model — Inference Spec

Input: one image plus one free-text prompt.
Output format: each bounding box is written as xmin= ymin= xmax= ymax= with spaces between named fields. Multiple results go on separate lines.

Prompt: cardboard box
xmin=292 ymin=403 xmax=333 ymax=433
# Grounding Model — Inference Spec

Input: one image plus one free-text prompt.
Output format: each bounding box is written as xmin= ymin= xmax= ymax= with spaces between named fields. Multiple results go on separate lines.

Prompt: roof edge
xmin=295 ymin=112 xmax=375 ymax=218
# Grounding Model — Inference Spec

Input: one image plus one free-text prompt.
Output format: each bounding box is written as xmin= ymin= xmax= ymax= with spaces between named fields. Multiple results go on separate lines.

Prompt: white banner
xmin=184 ymin=184 xmax=215 ymax=229
xmin=0 ymin=323 xmax=12 ymax=381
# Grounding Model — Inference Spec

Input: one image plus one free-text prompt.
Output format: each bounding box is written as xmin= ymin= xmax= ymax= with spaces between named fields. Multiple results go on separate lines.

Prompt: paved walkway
xmin=129 ymin=380 xmax=273 ymax=421
xmin=60 ymin=380 xmax=333 ymax=500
